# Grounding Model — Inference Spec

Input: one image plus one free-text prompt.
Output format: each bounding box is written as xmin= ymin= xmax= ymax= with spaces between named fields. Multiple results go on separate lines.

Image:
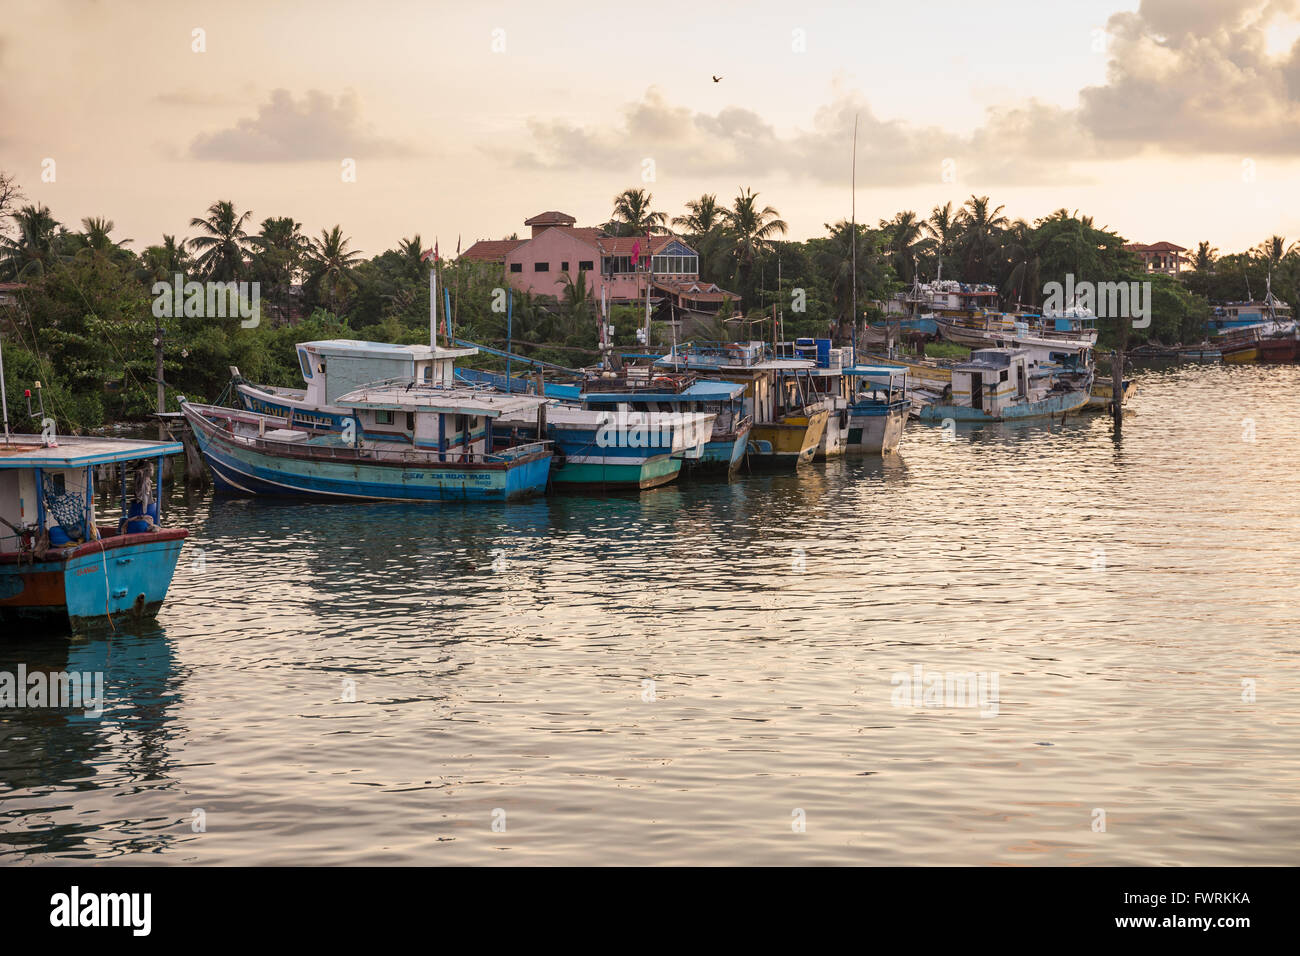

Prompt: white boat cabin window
xmin=375 ymin=409 xmax=394 ymax=425
xmin=298 ymin=349 xmax=313 ymax=379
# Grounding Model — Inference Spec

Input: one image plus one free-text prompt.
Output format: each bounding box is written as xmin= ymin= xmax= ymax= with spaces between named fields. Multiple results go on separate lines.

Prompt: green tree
xmin=188 ymin=200 xmax=253 ymax=281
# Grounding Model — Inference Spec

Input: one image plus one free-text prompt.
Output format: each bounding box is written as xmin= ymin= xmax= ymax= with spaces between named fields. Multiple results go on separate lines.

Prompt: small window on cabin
xmin=422 ymin=366 xmax=433 ymax=382
xmin=50 ymin=473 xmax=66 ymax=493
xmin=579 ymin=260 xmax=593 ymax=271
xmin=560 ymin=261 xmax=570 ymax=272
xmin=1000 ymin=370 xmax=1008 ymax=382
xmin=298 ymin=350 xmax=313 ymax=379
xmin=509 ymin=263 xmax=522 ymax=273
xmin=535 ymin=262 xmax=549 ymax=272
xmin=456 ymin=414 xmax=467 ymax=434
xmin=406 ymin=412 xmax=415 ymax=431
xmin=375 ymin=410 xmax=394 ymax=426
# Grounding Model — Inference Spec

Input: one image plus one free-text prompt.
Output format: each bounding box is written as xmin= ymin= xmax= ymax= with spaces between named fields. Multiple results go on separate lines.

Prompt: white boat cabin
xmin=950 ymin=349 xmax=1036 ymax=413
xmin=332 ymin=383 xmax=548 ymax=457
xmin=296 ymin=340 xmax=478 ymax=407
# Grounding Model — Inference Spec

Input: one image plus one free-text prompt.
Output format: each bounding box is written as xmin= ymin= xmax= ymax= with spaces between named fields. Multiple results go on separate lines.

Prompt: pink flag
xmin=631 ymin=239 xmax=641 ymax=265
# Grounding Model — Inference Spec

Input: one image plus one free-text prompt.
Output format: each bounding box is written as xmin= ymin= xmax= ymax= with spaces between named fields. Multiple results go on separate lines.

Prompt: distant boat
xmin=1086 ymin=376 xmax=1137 ymax=411
xmin=181 ymin=384 xmax=553 ymax=502
xmin=918 ymin=348 xmax=1092 ymax=422
xmin=842 ymin=365 xmax=910 ymax=453
xmin=0 ymin=433 xmax=188 ymax=631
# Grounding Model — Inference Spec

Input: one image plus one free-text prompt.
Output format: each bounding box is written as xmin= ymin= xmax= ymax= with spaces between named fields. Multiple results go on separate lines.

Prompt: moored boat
xmin=1 ymin=434 xmax=188 ymax=631
xmin=181 ymin=384 xmax=553 ymax=502
xmin=918 ymin=348 xmax=1091 ymax=423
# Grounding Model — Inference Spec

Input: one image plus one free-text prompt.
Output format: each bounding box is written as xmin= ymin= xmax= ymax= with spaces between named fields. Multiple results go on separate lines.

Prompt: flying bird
xmin=712 ymin=74 xmax=723 ymax=83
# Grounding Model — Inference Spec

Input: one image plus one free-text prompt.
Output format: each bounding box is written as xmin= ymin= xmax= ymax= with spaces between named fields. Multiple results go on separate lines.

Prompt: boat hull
xmin=748 ymin=408 xmax=830 ymax=469
xmin=685 ymin=421 xmax=752 ymax=476
xmin=0 ymin=530 xmax=188 ymax=632
xmin=919 ymin=388 xmax=1090 ymax=422
xmin=1086 ymin=378 xmax=1137 ymax=410
xmin=846 ymin=401 xmax=909 ymax=454
xmin=187 ymin=405 xmax=551 ymax=502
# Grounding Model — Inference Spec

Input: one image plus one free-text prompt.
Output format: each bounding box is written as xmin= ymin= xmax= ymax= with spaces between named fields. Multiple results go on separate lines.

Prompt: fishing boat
xmin=918 ymin=348 xmax=1091 ymax=423
xmin=580 ymin=368 xmax=747 ymax=475
xmin=936 ymin=312 xmax=1098 ymax=350
xmin=655 ymin=342 xmax=828 ymax=469
xmin=843 ymin=366 xmax=910 ymax=453
xmin=233 ymin=339 xmax=478 ymax=434
xmin=493 ymin=398 xmax=713 ymax=491
xmin=181 ymin=384 xmax=553 ymax=502
xmin=0 ymin=433 xmax=188 ymax=631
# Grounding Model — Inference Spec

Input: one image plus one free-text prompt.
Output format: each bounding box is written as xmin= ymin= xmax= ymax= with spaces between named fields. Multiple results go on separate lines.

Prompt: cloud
xmin=153 ymin=89 xmax=250 ymax=109
xmin=513 ymin=85 xmax=1090 ymax=188
xmin=1079 ymin=0 xmax=1300 ymax=154
xmin=189 ymin=89 xmax=413 ymax=162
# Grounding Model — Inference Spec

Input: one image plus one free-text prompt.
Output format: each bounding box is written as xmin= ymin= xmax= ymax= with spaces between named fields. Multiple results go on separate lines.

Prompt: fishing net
xmin=42 ymin=474 xmax=87 ymax=539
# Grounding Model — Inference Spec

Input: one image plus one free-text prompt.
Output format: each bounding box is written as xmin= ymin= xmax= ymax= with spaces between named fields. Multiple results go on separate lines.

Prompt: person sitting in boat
xmin=120 ymin=462 xmax=162 ymax=534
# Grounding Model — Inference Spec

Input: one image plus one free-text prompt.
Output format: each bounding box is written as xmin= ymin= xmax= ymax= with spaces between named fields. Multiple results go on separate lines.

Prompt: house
xmin=1124 ymin=242 xmax=1189 ymax=276
xmin=0 ymin=282 xmax=25 ymax=308
xmin=461 ymin=211 xmax=739 ymax=319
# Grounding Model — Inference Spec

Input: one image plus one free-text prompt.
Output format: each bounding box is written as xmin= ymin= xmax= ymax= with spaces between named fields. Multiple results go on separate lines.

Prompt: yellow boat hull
xmin=750 ymin=407 xmax=829 ymax=468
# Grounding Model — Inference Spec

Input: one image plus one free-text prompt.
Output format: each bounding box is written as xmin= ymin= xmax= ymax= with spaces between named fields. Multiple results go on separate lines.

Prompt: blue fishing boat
xmin=843 ymin=365 xmax=910 ymax=453
xmin=918 ymin=348 xmax=1091 ymax=422
xmin=181 ymin=384 xmax=553 ymax=502
xmin=0 ymin=433 xmax=188 ymax=631
xmin=579 ymin=369 xmax=749 ymax=475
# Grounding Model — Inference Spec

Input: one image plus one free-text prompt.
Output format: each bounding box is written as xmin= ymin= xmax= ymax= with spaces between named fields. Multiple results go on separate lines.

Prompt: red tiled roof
xmin=594 ymin=235 xmax=681 ymax=256
xmin=460 ymin=239 xmax=526 ymax=262
xmin=524 ymin=210 xmax=577 ymax=227
xmin=1125 ymin=241 xmax=1187 ymax=253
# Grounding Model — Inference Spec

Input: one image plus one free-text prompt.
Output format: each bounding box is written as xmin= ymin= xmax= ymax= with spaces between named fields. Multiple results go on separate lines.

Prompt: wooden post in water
xmin=1110 ymin=348 xmax=1123 ymax=431
xmin=535 ymin=369 xmax=547 ymax=438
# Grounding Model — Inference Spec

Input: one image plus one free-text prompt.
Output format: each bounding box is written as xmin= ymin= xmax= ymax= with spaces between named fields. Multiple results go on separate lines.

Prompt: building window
xmin=602 ymin=256 xmax=635 ymax=274
xmin=375 ymin=410 xmax=394 ymax=425
xmin=509 ymin=262 xmax=522 ymax=273
xmin=579 ymin=260 xmax=594 ymax=271
xmin=651 ymin=254 xmax=699 ymax=274
xmin=560 ymin=261 xmax=569 ymax=272
xmin=535 ymin=262 xmax=549 ymax=272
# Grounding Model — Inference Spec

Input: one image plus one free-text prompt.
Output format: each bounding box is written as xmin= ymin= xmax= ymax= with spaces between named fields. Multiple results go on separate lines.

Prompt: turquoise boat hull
xmin=0 ymin=531 xmax=188 ymax=632
xmin=188 ymin=405 xmax=551 ymax=502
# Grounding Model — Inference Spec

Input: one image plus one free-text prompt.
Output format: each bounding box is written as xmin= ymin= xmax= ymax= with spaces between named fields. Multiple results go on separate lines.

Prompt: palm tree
xmin=1256 ymin=235 xmax=1295 ymax=267
xmin=1001 ymin=219 xmax=1040 ymax=308
xmin=556 ymin=267 xmax=595 ymax=326
xmin=957 ymin=195 xmax=1009 ymax=283
xmin=188 ymin=200 xmax=253 ymax=281
xmin=395 ymin=235 xmax=426 ymax=283
xmin=1 ymin=203 xmax=59 ymax=278
xmin=925 ymin=201 xmax=960 ymax=276
xmin=75 ymin=217 xmax=132 ymax=262
xmin=1193 ymin=241 xmax=1218 ymax=273
xmin=673 ymin=194 xmax=728 ymax=237
xmin=880 ymin=210 xmax=926 ymax=284
xmin=140 ymin=234 xmax=191 ymax=283
xmin=309 ymin=225 xmax=363 ymax=315
xmin=608 ymin=188 xmax=668 ymax=237
xmin=726 ymin=188 xmax=787 ymax=300
xmin=251 ymin=217 xmax=310 ymax=320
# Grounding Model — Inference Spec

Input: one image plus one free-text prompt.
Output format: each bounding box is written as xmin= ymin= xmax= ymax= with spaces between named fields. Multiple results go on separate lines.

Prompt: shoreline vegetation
xmin=1 ymin=170 xmax=1296 ymax=431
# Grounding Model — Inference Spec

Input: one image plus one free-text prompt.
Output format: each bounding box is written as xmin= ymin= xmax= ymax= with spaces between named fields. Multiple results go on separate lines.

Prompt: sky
xmin=2 ymin=0 xmax=1299 ymax=257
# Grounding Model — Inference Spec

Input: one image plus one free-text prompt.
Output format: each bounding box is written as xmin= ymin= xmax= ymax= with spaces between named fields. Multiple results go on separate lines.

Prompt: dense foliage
xmin=1 ymin=170 xmax=1293 ymax=429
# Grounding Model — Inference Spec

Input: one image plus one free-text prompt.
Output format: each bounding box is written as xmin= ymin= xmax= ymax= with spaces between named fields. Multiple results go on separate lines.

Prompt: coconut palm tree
xmin=726 ymin=188 xmax=787 ymax=300
xmin=956 ymin=195 xmax=1009 ymax=283
xmin=925 ymin=201 xmax=960 ymax=276
xmin=395 ymin=235 xmax=427 ymax=283
xmin=1001 ymin=219 xmax=1040 ymax=308
xmin=251 ymin=217 xmax=310 ymax=321
xmin=309 ymin=225 xmax=363 ymax=315
xmin=608 ymin=188 xmax=668 ymax=237
xmin=139 ymin=234 xmax=191 ymax=283
xmin=880 ymin=210 xmax=926 ymax=284
xmin=1 ymin=203 xmax=59 ymax=278
xmin=672 ymin=194 xmax=728 ymax=237
xmin=188 ymin=200 xmax=253 ymax=281
xmin=1193 ymin=241 xmax=1218 ymax=273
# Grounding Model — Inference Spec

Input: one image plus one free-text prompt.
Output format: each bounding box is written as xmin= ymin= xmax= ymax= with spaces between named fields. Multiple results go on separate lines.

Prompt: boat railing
xmin=228 ymin=425 xmax=551 ymax=466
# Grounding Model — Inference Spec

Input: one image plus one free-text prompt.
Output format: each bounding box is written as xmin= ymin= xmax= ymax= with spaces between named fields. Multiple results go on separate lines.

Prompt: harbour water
xmin=3 ymin=363 xmax=1298 ymax=865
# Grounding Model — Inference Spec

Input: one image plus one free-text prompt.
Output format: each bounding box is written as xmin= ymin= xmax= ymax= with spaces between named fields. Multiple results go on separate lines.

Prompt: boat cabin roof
xmin=958 ymin=348 xmax=1029 ymax=371
xmin=0 ymin=434 xmax=182 ymax=468
xmin=334 ymin=383 xmax=547 ymax=418
xmin=580 ymin=380 xmax=745 ymax=402
xmin=749 ymin=359 xmax=816 ymax=371
xmin=301 ymin=339 xmax=478 ymax=362
xmin=843 ymin=364 xmax=907 ymax=380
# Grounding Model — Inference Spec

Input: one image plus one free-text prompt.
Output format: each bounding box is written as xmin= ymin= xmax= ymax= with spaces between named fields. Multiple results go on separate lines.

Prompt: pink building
xmin=462 ymin=210 xmax=738 ymax=318
xmin=1124 ymin=241 xmax=1189 ymax=276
